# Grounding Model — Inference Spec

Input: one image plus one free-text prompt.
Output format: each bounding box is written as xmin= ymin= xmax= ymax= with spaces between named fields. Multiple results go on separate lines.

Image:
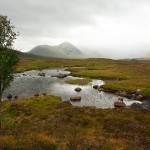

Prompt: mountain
xmin=19 ymin=52 xmax=54 ymax=59
xmin=28 ymin=42 xmax=85 ymax=58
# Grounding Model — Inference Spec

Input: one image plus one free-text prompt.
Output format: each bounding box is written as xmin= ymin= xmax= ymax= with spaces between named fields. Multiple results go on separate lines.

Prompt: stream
xmin=2 ymin=68 xmax=143 ymax=108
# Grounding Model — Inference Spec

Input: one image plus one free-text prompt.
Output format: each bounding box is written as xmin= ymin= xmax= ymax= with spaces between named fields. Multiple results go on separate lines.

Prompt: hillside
xmin=19 ymin=51 xmax=48 ymax=59
xmin=28 ymin=42 xmax=85 ymax=58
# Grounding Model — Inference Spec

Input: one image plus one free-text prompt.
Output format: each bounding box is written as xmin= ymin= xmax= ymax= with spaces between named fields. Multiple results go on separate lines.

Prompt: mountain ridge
xmin=28 ymin=42 xmax=85 ymax=58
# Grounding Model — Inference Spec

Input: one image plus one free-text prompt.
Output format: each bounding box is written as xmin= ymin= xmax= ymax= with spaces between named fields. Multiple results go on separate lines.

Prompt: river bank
xmin=4 ymin=68 xmax=142 ymax=109
xmin=64 ymin=75 xmax=150 ymax=109
xmin=15 ymin=58 xmax=150 ymax=102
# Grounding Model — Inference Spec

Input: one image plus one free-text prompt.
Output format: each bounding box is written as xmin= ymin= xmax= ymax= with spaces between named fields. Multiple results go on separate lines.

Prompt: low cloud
xmin=1 ymin=0 xmax=150 ymax=58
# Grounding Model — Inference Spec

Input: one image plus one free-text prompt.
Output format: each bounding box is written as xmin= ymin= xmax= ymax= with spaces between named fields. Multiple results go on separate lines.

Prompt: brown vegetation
xmin=0 ymin=96 xmax=150 ymax=149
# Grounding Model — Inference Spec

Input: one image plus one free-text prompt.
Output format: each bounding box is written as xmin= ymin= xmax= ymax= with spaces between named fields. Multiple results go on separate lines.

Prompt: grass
xmin=65 ymin=78 xmax=92 ymax=85
xmin=2 ymin=57 xmax=149 ymax=149
xmin=16 ymin=58 xmax=63 ymax=72
xmin=0 ymin=95 xmax=150 ymax=150
xmin=16 ymin=58 xmax=150 ymax=97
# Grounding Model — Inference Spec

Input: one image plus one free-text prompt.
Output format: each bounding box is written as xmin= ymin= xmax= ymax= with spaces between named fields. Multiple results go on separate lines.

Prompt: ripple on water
xmin=3 ymin=68 xmax=141 ymax=108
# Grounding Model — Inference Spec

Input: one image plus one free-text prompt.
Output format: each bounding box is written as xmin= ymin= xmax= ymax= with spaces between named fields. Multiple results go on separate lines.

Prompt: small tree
xmin=0 ymin=15 xmax=19 ymax=129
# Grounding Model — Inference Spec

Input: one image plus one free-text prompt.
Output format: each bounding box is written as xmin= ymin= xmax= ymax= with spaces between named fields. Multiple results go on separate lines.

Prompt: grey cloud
xmin=0 ymin=0 xmax=150 ymax=58
xmin=1 ymin=1 xmax=92 ymax=40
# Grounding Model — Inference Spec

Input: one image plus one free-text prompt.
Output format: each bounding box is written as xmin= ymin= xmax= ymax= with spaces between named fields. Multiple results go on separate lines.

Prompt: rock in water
xmin=38 ymin=73 xmax=45 ymax=76
xmin=34 ymin=94 xmax=39 ymax=97
xmin=114 ymin=97 xmax=126 ymax=108
xmin=93 ymin=85 xmax=99 ymax=89
xmin=42 ymin=93 xmax=47 ymax=96
xmin=7 ymin=94 xmax=12 ymax=100
xmin=51 ymin=74 xmax=67 ymax=78
xmin=114 ymin=102 xmax=126 ymax=108
xmin=70 ymin=96 xmax=81 ymax=101
xmin=75 ymin=87 xmax=82 ymax=92
xmin=57 ymin=74 xmax=67 ymax=78
xmin=130 ymin=103 xmax=143 ymax=109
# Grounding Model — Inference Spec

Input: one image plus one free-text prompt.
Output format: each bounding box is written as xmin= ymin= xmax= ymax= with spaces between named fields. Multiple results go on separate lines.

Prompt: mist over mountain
xmin=28 ymin=42 xmax=85 ymax=58
xmin=84 ymin=50 xmax=103 ymax=58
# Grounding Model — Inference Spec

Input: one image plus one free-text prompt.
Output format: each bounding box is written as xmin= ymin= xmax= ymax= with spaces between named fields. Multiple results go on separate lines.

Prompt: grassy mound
xmin=65 ymin=78 xmax=92 ymax=85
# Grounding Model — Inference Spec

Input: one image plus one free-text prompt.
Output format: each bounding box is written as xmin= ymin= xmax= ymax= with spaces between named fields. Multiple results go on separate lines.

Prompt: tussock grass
xmin=65 ymin=78 xmax=92 ymax=85
xmin=0 ymin=96 xmax=150 ymax=149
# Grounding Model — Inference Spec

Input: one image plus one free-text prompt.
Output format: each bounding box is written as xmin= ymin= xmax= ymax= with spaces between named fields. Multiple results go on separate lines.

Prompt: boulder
xmin=136 ymin=94 xmax=143 ymax=100
xmin=70 ymin=96 xmax=81 ymax=101
xmin=130 ymin=103 xmax=143 ymax=109
xmin=132 ymin=94 xmax=143 ymax=100
xmin=114 ymin=101 xmax=126 ymax=108
xmin=7 ymin=94 xmax=12 ymax=100
xmin=38 ymin=73 xmax=45 ymax=76
xmin=93 ymin=85 xmax=99 ymax=89
xmin=75 ymin=87 xmax=82 ymax=92
xmin=57 ymin=74 xmax=67 ymax=78
xmin=114 ymin=97 xmax=126 ymax=108
xmin=34 ymin=94 xmax=39 ymax=97
xmin=42 ymin=93 xmax=47 ymax=96
xmin=51 ymin=74 xmax=67 ymax=78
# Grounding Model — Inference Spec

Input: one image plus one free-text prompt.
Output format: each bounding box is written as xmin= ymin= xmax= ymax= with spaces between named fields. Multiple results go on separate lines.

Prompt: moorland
xmin=0 ymin=57 xmax=150 ymax=150
xmin=17 ymin=58 xmax=150 ymax=98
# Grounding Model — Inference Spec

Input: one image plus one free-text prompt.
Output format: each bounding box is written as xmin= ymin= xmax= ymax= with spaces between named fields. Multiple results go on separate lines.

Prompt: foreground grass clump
xmin=65 ymin=78 xmax=92 ymax=85
xmin=0 ymin=96 xmax=150 ymax=150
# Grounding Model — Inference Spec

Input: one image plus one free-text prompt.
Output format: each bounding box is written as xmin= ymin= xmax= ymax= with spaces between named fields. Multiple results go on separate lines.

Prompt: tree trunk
xmin=0 ymin=80 xmax=2 ymax=130
xmin=0 ymin=93 xmax=2 ymax=130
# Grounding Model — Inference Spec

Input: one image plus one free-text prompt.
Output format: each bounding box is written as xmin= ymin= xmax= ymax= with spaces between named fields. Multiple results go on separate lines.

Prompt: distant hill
xmin=28 ymin=42 xmax=85 ymax=58
xmin=145 ymin=56 xmax=150 ymax=60
xmin=132 ymin=56 xmax=150 ymax=61
xmin=19 ymin=52 xmax=57 ymax=59
xmin=19 ymin=52 xmax=43 ymax=59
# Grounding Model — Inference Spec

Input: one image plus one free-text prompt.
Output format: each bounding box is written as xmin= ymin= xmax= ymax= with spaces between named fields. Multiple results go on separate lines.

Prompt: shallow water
xmin=3 ymin=68 xmax=142 ymax=108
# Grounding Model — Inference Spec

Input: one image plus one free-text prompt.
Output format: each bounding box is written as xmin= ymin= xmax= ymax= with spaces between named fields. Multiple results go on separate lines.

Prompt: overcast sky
xmin=1 ymin=0 xmax=150 ymax=58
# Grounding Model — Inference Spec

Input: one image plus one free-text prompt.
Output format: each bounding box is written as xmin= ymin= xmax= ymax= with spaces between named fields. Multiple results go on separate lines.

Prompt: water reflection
xmin=3 ymin=68 xmax=141 ymax=108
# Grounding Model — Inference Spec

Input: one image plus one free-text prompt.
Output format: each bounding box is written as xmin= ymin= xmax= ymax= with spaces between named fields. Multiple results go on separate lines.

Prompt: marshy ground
xmin=0 ymin=57 xmax=149 ymax=150
xmin=17 ymin=58 xmax=150 ymax=98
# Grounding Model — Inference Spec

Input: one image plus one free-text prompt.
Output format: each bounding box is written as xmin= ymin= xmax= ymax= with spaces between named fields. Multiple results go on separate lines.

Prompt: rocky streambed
xmin=2 ymin=68 xmax=149 ymax=109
